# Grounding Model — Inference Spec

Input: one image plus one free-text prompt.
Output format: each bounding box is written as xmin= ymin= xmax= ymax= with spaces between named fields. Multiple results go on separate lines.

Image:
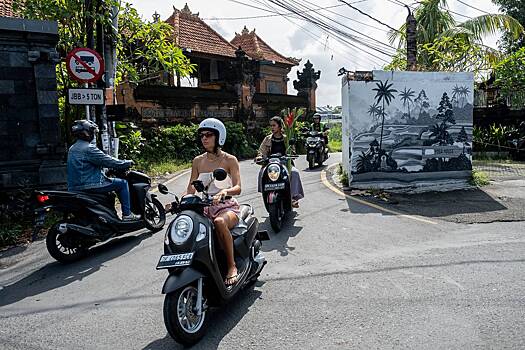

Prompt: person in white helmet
xmin=183 ymin=118 xmax=241 ymax=286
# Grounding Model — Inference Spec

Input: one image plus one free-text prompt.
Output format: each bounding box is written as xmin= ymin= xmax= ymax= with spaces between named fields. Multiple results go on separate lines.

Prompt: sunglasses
xmin=199 ymin=132 xmax=215 ymax=139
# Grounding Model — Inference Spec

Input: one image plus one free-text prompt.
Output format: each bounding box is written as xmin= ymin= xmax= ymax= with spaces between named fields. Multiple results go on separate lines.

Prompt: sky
xmin=127 ymin=0 xmax=502 ymax=107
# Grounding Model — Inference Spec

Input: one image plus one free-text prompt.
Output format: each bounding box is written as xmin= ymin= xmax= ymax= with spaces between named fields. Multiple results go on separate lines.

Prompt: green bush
xmin=116 ymin=121 xmax=262 ymax=171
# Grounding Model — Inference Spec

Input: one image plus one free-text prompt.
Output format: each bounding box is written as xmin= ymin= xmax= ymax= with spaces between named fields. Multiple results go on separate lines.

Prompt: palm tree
xmin=388 ymin=0 xmax=523 ymax=66
xmin=372 ymin=80 xmax=398 ymax=150
xmin=367 ymin=103 xmax=381 ymax=124
xmin=399 ymin=87 xmax=415 ymax=122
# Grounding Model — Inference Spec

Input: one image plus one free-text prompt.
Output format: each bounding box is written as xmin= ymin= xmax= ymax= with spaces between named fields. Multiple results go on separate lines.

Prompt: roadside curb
xmin=320 ymin=164 xmax=438 ymax=225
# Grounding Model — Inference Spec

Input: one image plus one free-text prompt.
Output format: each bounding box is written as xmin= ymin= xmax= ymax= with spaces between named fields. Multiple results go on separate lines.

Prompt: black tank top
xmin=270 ymin=135 xmax=286 ymax=156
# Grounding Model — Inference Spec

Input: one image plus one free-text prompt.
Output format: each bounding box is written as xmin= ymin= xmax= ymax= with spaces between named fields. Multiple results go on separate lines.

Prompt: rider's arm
xmin=256 ymin=135 xmax=271 ymax=160
xmin=183 ymin=158 xmax=199 ymax=195
xmin=225 ymin=156 xmax=241 ymax=196
xmin=86 ymin=144 xmax=131 ymax=169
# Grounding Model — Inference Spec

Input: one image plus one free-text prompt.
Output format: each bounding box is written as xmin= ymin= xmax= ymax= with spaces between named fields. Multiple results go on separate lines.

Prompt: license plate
xmin=264 ymin=183 xmax=285 ymax=191
xmin=156 ymin=252 xmax=194 ymax=269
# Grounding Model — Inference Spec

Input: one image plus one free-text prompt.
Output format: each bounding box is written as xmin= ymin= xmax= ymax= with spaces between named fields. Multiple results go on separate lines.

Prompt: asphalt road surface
xmin=1 ymin=154 xmax=524 ymax=349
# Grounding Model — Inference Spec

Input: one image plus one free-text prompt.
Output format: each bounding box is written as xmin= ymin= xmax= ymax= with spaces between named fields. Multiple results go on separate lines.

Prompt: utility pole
xmin=85 ymin=0 xmax=95 ymax=122
xmin=406 ymin=5 xmax=417 ymax=71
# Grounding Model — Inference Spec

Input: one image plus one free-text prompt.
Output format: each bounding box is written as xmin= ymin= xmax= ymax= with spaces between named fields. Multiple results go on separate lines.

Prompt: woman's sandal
xmin=224 ymin=274 xmax=239 ymax=286
xmin=291 ymin=200 xmax=299 ymax=208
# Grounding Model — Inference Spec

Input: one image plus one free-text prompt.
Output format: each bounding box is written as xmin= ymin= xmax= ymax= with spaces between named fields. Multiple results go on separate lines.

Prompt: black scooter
xmin=304 ymin=130 xmax=329 ymax=169
xmin=156 ymin=168 xmax=269 ymax=346
xmin=256 ymin=154 xmax=297 ymax=232
xmin=34 ymin=170 xmax=166 ymax=263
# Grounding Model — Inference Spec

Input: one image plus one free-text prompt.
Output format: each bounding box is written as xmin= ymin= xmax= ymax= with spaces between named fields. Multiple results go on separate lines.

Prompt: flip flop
xmin=292 ymin=200 xmax=299 ymax=208
xmin=224 ymin=274 xmax=238 ymax=286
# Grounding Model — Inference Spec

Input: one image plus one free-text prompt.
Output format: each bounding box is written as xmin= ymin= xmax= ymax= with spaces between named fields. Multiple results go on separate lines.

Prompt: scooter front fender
xmin=162 ymin=267 xmax=206 ymax=294
xmin=266 ymin=191 xmax=280 ymax=204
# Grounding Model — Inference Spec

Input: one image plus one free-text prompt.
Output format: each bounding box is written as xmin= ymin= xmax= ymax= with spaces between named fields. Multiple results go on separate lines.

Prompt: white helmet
xmin=198 ymin=118 xmax=227 ymax=146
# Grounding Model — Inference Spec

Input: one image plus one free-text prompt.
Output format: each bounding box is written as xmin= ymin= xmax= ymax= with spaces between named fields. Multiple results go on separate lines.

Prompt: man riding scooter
xmin=311 ymin=113 xmax=329 ymax=152
xmin=68 ymin=120 xmax=140 ymax=221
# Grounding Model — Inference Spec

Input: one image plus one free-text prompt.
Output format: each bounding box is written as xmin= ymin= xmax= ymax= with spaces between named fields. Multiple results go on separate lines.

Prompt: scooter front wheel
xmin=308 ymin=157 xmax=315 ymax=170
xmin=164 ymin=285 xmax=209 ymax=346
xmin=144 ymin=197 xmax=166 ymax=232
xmin=46 ymin=223 xmax=87 ymax=263
xmin=269 ymin=202 xmax=283 ymax=232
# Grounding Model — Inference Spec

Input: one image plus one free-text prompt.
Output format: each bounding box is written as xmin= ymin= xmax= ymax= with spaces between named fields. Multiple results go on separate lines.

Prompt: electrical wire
xmin=338 ymin=0 xmax=401 ymax=33
xmin=456 ymin=0 xmax=491 ymax=15
xmin=262 ymin=0 xmax=396 ymax=61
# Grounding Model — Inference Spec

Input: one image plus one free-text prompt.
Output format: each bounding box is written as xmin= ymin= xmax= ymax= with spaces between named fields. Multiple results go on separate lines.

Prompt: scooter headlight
xmin=267 ymin=164 xmax=281 ymax=182
xmin=169 ymin=215 xmax=193 ymax=245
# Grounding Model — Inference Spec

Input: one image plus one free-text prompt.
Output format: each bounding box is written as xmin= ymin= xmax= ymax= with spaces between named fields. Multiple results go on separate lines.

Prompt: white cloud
xmin=127 ymin=0 xmax=503 ymax=107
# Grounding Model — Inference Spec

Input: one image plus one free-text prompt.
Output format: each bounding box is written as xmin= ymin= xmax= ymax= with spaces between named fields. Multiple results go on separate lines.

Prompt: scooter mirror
xmin=158 ymin=184 xmax=169 ymax=194
xmin=213 ymin=168 xmax=227 ymax=181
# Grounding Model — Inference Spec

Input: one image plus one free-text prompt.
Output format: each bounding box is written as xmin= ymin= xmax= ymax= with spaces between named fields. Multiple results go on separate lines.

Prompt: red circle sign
xmin=66 ymin=48 xmax=105 ymax=83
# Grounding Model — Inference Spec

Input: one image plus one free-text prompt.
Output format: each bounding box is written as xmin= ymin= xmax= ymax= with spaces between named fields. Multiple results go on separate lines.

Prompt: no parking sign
xmin=66 ymin=48 xmax=105 ymax=83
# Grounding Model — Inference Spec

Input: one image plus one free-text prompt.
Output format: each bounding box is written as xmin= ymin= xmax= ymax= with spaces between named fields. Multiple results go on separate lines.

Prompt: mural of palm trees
xmin=367 ymin=103 xmax=381 ymax=124
xmin=414 ymin=89 xmax=429 ymax=120
xmin=452 ymin=85 xmax=461 ymax=107
xmin=372 ymin=80 xmax=397 ymax=150
xmin=459 ymin=86 xmax=471 ymax=107
xmin=399 ymin=87 xmax=415 ymax=122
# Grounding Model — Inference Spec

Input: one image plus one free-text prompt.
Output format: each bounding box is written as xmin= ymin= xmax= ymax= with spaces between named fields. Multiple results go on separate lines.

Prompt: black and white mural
xmin=342 ymin=71 xmax=473 ymax=190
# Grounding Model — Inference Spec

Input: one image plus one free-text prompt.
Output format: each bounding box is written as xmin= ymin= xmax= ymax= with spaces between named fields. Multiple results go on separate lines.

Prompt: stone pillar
xmin=293 ymin=60 xmax=321 ymax=114
xmin=0 ymin=18 xmax=66 ymax=189
xmin=230 ymin=47 xmax=256 ymax=126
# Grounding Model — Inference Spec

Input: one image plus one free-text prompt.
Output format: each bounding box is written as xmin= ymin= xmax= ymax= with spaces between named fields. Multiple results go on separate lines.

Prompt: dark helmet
xmin=72 ymin=120 xmax=99 ymax=141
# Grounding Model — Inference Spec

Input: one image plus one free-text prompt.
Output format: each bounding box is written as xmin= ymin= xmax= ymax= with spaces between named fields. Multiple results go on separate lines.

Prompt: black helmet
xmin=72 ymin=120 xmax=99 ymax=141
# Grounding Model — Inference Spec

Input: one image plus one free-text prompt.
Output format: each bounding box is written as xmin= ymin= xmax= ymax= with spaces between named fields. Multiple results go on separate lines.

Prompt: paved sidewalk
xmin=474 ymin=161 xmax=525 ymax=180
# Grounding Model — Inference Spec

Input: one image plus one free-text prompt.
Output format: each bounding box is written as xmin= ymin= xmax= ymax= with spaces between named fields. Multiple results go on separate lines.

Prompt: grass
xmin=469 ymin=170 xmax=490 ymax=187
xmin=337 ymin=163 xmax=349 ymax=187
xmin=328 ymin=140 xmax=342 ymax=152
xmin=139 ymin=161 xmax=191 ymax=177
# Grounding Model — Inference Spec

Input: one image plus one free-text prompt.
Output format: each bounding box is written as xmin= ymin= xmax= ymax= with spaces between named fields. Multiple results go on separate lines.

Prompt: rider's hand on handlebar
xmin=212 ymin=189 xmax=228 ymax=205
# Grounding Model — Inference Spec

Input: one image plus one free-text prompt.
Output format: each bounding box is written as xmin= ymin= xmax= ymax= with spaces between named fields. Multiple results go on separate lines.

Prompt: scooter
xmin=304 ymin=130 xmax=329 ymax=169
xmin=256 ymin=154 xmax=298 ymax=232
xmin=156 ymin=168 xmax=269 ymax=346
xmin=34 ymin=169 xmax=166 ymax=263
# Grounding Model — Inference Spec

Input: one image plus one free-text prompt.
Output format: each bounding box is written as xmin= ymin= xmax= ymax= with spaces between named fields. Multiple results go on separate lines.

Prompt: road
xmin=1 ymin=154 xmax=524 ymax=349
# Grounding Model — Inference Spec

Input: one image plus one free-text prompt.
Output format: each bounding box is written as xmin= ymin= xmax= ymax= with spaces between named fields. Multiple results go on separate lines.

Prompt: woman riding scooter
xmin=256 ymin=116 xmax=304 ymax=207
xmin=183 ymin=118 xmax=242 ymax=286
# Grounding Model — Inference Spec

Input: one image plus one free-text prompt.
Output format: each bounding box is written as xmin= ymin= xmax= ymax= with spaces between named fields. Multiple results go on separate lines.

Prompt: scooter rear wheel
xmin=269 ymin=202 xmax=283 ymax=232
xmin=164 ymin=285 xmax=209 ymax=346
xmin=46 ymin=223 xmax=87 ymax=263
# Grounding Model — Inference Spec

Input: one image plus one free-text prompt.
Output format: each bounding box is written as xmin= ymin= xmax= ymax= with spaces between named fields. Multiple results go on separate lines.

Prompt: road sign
xmin=68 ymin=88 xmax=105 ymax=105
xmin=66 ymin=48 xmax=105 ymax=83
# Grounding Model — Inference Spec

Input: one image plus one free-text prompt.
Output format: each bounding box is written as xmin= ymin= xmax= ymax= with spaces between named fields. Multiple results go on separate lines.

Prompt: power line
xmin=288 ymin=0 xmax=397 ymax=52
xmin=262 ymin=0 xmax=396 ymax=60
xmin=202 ymin=3 xmax=346 ymax=21
xmin=251 ymin=0 xmax=386 ymax=67
xmin=338 ymin=0 xmax=401 ymax=33
xmin=456 ymin=0 xmax=491 ymax=15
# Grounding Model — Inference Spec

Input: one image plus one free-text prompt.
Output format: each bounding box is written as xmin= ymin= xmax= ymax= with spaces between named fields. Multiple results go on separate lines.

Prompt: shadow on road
xmin=0 ymin=231 xmax=154 ymax=307
xmin=142 ymin=284 xmax=264 ymax=350
xmin=342 ymin=188 xmax=509 ymax=221
xmin=259 ymin=211 xmax=303 ymax=256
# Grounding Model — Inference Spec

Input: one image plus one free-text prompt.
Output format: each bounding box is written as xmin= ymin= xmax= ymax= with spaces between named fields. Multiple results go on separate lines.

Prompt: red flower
xmin=285 ymin=115 xmax=294 ymax=128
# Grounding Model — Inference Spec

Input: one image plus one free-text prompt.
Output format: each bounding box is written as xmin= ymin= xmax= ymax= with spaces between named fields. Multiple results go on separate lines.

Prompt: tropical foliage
xmin=492 ymin=47 xmax=525 ymax=106
xmin=386 ymin=0 xmax=523 ymax=72
xmin=493 ymin=0 xmax=525 ymax=52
